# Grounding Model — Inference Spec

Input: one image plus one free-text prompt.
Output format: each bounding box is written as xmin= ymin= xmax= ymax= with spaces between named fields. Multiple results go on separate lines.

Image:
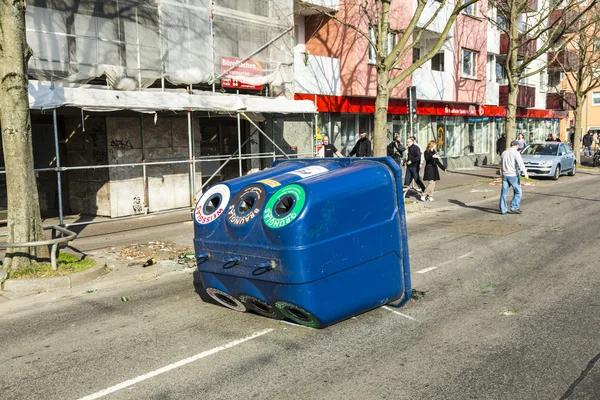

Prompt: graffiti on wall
xmin=133 ymin=196 xmax=143 ymax=213
xmin=110 ymin=139 xmax=133 ymax=150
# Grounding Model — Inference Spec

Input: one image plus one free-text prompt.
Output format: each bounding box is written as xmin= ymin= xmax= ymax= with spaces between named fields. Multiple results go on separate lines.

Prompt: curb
xmin=2 ymin=263 xmax=110 ymax=293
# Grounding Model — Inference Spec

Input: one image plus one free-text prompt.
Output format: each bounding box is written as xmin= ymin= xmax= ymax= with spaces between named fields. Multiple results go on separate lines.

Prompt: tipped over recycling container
xmin=193 ymin=157 xmax=412 ymax=328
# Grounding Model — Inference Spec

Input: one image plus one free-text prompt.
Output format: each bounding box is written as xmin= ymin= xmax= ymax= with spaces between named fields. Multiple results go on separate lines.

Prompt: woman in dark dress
xmin=423 ymin=141 xmax=446 ymax=202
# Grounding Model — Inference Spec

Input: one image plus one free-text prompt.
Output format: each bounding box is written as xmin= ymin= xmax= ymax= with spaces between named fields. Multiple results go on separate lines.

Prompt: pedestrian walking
xmin=582 ymin=131 xmax=593 ymax=157
xmin=387 ymin=134 xmax=405 ymax=166
xmin=499 ymin=140 xmax=529 ymax=215
xmin=516 ymin=133 xmax=527 ymax=151
xmin=496 ymin=134 xmax=506 ymax=155
xmin=423 ymin=141 xmax=446 ymax=202
xmin=348 ymin=130 xmax=372 ymax=157
xmin=404 ymin=137 xmax=426 ymax=200
xmin=321 ymin=135 xmax=343 ymax=157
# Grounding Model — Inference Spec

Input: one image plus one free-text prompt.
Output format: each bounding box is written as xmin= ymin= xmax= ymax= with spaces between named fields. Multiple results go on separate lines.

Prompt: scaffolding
xmin=0 ymin=0 xmax=314 ymax=228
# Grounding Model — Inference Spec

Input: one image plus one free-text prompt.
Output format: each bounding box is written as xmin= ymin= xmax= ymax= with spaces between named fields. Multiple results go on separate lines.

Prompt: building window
xmin=540 ymin=70 xmax=547 ymax=92
xmin=462 ymin=0 xmax=476 ymax=16
xmin=593 ymin=92 xmax=600 ymax=105
xmin=432 ymin=52 xmax=444 ymax=72
xmin=413 ymin=47 xmax=421 ymax=64
xmin=548 ymin=71 xmax=562 ymax=88
xmin=496 ymin=61 xmax=506 ymax=84
xmin=462 ymin=49 xmax=477 ymax=78
xmin=368 ymin=27 xmax=376 ymax=64
xmin=369 ymin=27 xmax=397 ymax=64
xmin=487 ymin=55 xmax=495 ymax=82
xmin=517 ymin=15 xmax=527 ymax=32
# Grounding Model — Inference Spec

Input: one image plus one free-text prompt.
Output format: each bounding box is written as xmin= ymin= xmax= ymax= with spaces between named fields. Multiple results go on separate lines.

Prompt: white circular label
xmin=194 ymin=184 xmax=231 ymax=225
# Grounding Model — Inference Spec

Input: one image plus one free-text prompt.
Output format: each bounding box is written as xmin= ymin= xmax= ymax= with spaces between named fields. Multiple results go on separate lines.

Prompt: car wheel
xmin=568 ymin=163 xmax=576 ymax=176
xmin=552 ymin=164 xmax=561 ymax=180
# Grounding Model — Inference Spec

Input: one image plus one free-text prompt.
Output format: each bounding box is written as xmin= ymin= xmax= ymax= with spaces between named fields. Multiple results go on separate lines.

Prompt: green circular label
xmin=263 ymin=184 xmax=306 ymax=229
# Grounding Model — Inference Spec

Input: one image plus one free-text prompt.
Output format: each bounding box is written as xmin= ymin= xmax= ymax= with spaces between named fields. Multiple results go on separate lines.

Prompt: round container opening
xmin=287 ymin=307 xmax=311 ymax=322
xmin=250 ymin=299 xmax=271 ymax=313
xmin=215 ymin=293 xmax=238 ymax=307
xmin=204 ymin=194 xmax=221 ymax=214
xmin=274 ymin=195 xmax=295 ymax=218
xmin=237 ymin=194 xmax=256 ymax=215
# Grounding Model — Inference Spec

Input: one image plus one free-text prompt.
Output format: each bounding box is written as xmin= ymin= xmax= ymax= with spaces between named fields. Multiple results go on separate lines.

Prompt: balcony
xmin=547 ymin=50 xmax=579 ymax=70
xmin=499 ymin=85 xmax=536 ymax=108
xmin=295 ymin=0 xmax=339 ymax=14
xmin=549 ymin=9 xmax=580 ymax=34
xmin=546 ymin=92 xmax=576 ymax=110
xmin=499 ymin=33 xmax=537 ymax=58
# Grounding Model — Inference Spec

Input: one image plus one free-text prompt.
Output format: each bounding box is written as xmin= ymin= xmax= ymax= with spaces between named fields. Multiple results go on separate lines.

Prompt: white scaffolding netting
xmin=25 ymin=0 xmax=294 ymax=96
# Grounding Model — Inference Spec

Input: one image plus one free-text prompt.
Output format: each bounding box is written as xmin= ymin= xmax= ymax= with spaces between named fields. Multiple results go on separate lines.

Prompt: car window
xmin=522 ymin=144 xmax=558 ymax=156
xmin=559 ymin=144 xmax=566 ymax=154
xmin=565 ymin=144 xmax=573 ymax=153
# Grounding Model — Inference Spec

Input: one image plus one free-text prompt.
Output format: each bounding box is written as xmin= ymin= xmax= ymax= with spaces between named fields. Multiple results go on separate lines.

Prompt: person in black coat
xmin=423 ymin=141 xmax=446 ymax=202
xmin=349 ymin=130 xmax=372 ymax=157
xmin=404 ymin=137 xmax=426 ymax=200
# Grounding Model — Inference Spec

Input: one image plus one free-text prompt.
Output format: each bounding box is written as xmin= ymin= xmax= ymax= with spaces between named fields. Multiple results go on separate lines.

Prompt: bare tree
xmin=296 ymin=0 xmax=476 ymax=156
xmin=0 ymin=1 xmax=48 ymax=274
xmin=489 ymin=0 xmax=597 ymax=148
xmin=558 ymin=5 xmax=600 ymax=164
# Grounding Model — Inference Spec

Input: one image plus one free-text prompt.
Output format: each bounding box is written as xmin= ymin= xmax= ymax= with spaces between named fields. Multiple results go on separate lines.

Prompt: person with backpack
xmin=387 ymin=134 xmax=405 ymax=166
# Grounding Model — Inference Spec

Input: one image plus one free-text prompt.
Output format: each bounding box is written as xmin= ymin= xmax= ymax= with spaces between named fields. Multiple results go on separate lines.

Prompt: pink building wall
xmin=453 ymin=3 xmax=488 ymax=104
xmin=304 ymin=0 xmax=413 ymax=99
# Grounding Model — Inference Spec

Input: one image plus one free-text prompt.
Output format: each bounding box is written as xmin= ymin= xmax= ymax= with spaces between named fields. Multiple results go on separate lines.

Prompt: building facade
xmin=294 ymin=0 xmax=569 ymax=168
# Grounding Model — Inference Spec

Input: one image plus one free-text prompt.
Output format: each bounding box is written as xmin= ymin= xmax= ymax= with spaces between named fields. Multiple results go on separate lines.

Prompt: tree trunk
xmin=373 ymin=67 xmax=390 ymax=157
xmin=0 ymin=1 xmax=49 ymax=273
xmin=505 ymin=79 xmax=519 ymax=150
xmin=572 ymin=97 xmax=584 ymax=165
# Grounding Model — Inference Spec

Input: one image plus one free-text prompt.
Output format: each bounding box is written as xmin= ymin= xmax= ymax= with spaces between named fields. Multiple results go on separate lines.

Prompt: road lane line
xmin=77 ymin=329 xmax=274 ymax=400
xmin=381 ymin=306 xmax=419 ymax=322
xmin=415 ymin=252 xmax=474 ymax=274
xmin=416 ymin=266 xmax=438 ymax=274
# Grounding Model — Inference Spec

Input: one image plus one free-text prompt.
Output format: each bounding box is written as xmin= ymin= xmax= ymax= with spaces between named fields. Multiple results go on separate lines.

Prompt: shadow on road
xmin=448 ymin=199 xmax=500 ymax=214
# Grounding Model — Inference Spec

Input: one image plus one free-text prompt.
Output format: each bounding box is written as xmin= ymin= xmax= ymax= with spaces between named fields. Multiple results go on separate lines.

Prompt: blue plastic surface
xmin=193 ymin=157 xmax=412 ymax=328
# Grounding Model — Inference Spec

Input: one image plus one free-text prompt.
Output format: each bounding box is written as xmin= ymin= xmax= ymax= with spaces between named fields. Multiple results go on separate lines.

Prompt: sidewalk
xmin=0 ymin=163 xmax=595 ymax=298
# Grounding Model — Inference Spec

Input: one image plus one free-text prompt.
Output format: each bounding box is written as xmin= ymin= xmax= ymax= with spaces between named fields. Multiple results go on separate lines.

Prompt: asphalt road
xmin=1 ymin=170 xmax=599 ymax=400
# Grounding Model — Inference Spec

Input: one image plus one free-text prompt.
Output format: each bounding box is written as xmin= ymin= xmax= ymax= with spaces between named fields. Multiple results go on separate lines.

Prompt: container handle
xmin=223 ymin=256 xmax=241 ymax=269
xmin=252 ymin=262 xmax=273 ymax=276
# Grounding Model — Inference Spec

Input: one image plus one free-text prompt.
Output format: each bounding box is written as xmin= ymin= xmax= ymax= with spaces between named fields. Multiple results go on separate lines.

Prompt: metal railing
xmin=0 ymin=226 xmax=78 ymax=271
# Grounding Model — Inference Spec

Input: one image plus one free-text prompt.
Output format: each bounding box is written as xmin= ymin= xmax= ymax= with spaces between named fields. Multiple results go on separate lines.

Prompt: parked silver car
xmin=520 ymin=142 xmax=576 ymax=180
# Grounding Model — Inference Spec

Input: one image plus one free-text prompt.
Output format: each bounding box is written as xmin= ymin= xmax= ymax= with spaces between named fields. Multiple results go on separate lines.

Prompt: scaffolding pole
xmin=187 ymin=110 xmax=196 ymax=206
xmin=52 ymin=109 xmax=64 ymax=226
xmin=240 ymin=112 xmax=290 ymax=159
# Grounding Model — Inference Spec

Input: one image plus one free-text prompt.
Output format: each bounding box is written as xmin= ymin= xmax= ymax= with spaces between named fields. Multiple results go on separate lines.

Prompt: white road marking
xmin=416 ymin=266 xmax=438 ymax=274
xmin=382 ymin=306 xmax=419 ymax=322
xmin=77 ymin=329 xmax=274 ymax=400
xmin=415 ymin=252 xmax=474 ymax=274
xmin=279 ymin=320 xmax=313 ymax=329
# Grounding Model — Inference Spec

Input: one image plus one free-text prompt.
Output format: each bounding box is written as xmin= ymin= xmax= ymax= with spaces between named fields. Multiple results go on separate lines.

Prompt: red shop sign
xmin=221 ymin=57 xmax=263 ymax=90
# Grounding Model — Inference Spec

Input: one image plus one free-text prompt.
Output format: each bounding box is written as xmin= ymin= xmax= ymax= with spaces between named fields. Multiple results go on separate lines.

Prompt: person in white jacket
xmin=499 ymin=140 xmax=529 ymax=215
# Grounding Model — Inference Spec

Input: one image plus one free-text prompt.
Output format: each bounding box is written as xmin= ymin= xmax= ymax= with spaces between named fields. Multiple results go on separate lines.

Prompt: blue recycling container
xmin=193 ymin=157 xmax=412 ymax=328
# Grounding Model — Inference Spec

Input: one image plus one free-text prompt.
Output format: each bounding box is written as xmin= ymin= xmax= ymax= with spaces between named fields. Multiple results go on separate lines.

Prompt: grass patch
xmin=520 ymin=177 xmax=536 ymax=183
xmin=9 ymin=253 xmax=96 ymax=279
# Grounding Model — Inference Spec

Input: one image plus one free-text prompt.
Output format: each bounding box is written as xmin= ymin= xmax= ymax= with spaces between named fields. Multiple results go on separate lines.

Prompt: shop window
xmin=445 ymin=117 xmax=463 ymax=157
xmin=467 ymin=117 xmax=489 ymax=154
